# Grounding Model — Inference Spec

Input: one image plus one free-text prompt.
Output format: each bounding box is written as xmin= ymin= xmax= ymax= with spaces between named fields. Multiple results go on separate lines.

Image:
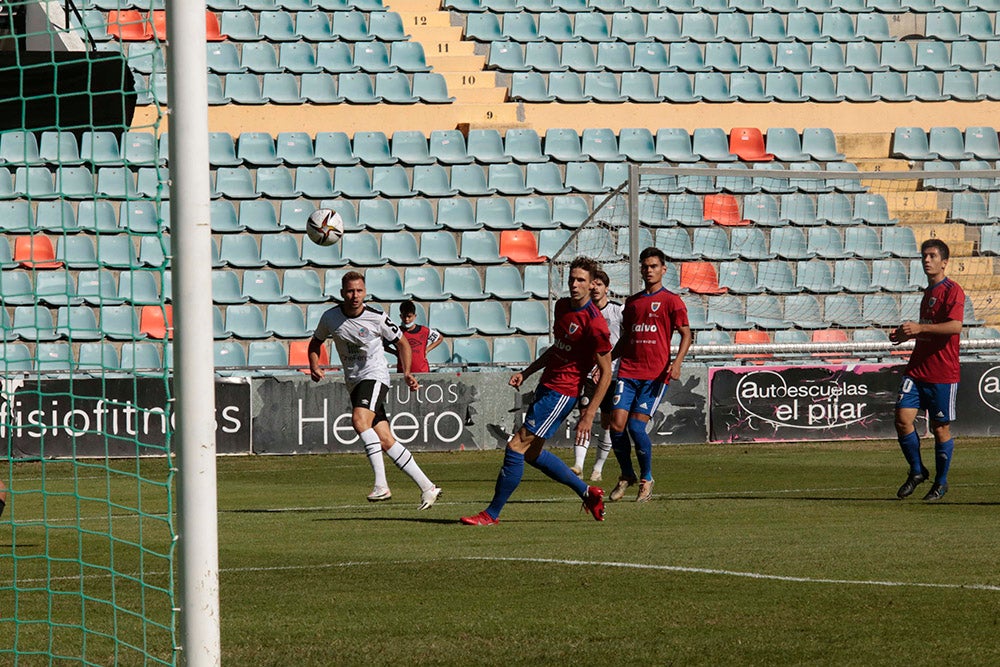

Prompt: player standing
xmin=395 ymin=299 xmax=444 ymax=373
xmin=608 ymin=247 xmax=692 ymax=503
xmin=460 ymin=256 xmax=612 ymax=525
xmin=308 ymin=271 xmax=442 ymax=510
xmin=889 ymin=239 xmax=964 ymax=501
xmin=571 ymin=268 xmax=624 ymax=482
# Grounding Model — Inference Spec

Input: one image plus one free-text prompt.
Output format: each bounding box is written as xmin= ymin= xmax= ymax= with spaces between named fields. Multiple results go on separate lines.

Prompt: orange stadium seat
xmin=499 ymin=230 xmax=546 ymax=264
xmin=14 ymin=235 xmax=63 ymax=270
xmin=703 ymin=194 xmax=748 ymax=226
xmin=140 ymin=305 xmax=173 ymax=340
xmin=729 ymin=128 xmax=773 ymax=162
xmin=107 ymin=10 xmax=152 ymax=41
xmin=288 ymin=339 xmax=328 ymax=373
xmin=734 ymin=329 xmax=772 ymax=364
xmin=680 ymin=262 xmax=727 ymax=295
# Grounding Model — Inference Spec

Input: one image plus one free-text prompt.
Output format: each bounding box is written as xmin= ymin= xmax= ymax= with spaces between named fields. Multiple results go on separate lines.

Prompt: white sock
xmin=386 ymin=442 xmax=433 ymax=492
xmin=573 ymin=442 xmax=588 ymax=470
xmin=592 ymin=430 xmax=612 ymax=474
xmin=360 ymin=428 xmax=387 ymax=489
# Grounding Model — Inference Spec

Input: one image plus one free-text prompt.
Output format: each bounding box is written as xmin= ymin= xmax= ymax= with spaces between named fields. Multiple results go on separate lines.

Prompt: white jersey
xmin=313 ymin=305 xmax=401 ymax=390
xmin=597 ymin=299 xmax=625 ymax=378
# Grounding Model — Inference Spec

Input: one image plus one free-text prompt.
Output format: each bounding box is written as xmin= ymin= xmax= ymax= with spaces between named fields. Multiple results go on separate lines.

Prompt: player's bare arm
xmin=395 ymin=334 xmax=420 ymax=391
xmin=668 ymin=325 xmax=693 ymax=381
xmin=510 ymin=349 xmax=551 ymax=388
xmin=307 ymin=337 xmax=326 ymax=382
xmin=576 ymin=350 xmax=612 ymax=445
xmin=891 ymin=318 xmax=963 ymax=342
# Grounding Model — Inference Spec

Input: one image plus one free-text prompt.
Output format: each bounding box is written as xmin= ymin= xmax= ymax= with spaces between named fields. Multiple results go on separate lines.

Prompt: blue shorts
xmin=896 ymin=375 xmax=958 ymax=424
xmin=524 ymin=385 xmax=577 ymax=440
xmin=612 ymin=377 xmax=668 ymax=417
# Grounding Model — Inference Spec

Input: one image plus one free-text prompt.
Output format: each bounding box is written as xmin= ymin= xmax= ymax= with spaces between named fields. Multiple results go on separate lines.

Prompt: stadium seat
xmin=212 ymin=270 xmax=248 ymax=305
xmin=471 ymin=198 xmax=514 ymax=231
xmin=225 ymin=304 xmax=272 ymax=339
xmin=449 ymin=338 xmax=490 ymax=366
xmin=219 ymin=235 xmax=264 ymax=268
xmin=265 ymin=304 xmax=310 ymax=338
xmin=746 ymin=294 xmax=793 ymax=329
xmin=14 ymin=235 xmax=62 ymax=270
xmin=717 ymin=261 xmax=760 ymax=294
xmin=825 ymin=294 xmax=866 ymax=327
xmin=509 ymin=301 xmax=549 ymax=334
xmin=871 ymin=258 xmax=912 ymax=292
xmin=783 ymin=294 xmax=830 ymax=329
xmin=853 ymin=194 xmax=896 ymax=226
xmin=442 ymin=266 xmax=488 ymax=300
xmin=428 ymin=302 xmax=475 ymax=336
xmin=139 ymin=304 xmax=173 ymax=339
xmin=757 ymin=259 xmax=802 ymax=294
xmin=468 ymin=301 xmax=516 ymax=335
xmin=492 ymin=337 xmax=532 ymax=367
xmin=844 ymin=227 xmax=888 ymax=259
xmin=241 ymin=269 xmax=288 ymax=304
xmin=796 ymin=260 xmax=838 ymax=293
xmin=681 ymin=261 xmax=727 ymax=294
xmin=906 ymin=71 xmax=948 ymax=102
xmin=117 ymin=270 xmax=162 ymax=305
xmin=834 ymin=258 xmax=878 ymax=293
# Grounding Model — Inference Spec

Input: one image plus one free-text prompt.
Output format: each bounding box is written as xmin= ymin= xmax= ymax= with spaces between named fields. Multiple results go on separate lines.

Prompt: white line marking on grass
xmin=14 ymin=557 xmax=1000 ymax=593
xmin=463 ymin=557 xmax=1000 ymax=592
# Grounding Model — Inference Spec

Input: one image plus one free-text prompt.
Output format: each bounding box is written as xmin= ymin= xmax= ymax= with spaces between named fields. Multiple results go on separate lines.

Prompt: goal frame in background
xmin=549 ymin=164 xmax=1000 ymax=362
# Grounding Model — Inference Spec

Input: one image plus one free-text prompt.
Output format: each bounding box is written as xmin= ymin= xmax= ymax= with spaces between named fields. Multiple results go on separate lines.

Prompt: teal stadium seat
xmin=267 ymin=304 xmax=310 ymax=338
xmin=843 ymin=226 xmax=887 ymax=259
xmin=451 ymin=164 xmax=496 ymax=196
xmin=213 ymin=270 xmax=249 ymax=304
xmin=437 ymin=198 xmax=479 ymax=230
xmin=469 ymin=301 xmax=516 ymax=335
xmin=834 ymin=259 xmax=878 ymax=293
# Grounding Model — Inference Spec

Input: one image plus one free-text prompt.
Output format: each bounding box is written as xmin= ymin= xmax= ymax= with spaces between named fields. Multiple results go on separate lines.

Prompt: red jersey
xmin=906 ymin=277 xmax=964 ymax=383
xmin=397 ymin=324 xmax=441 ymax=373
xmin=618 ymin=288 xmax=689 ymax=383
xmin=540 ymin=298 xmax=612 ymax=397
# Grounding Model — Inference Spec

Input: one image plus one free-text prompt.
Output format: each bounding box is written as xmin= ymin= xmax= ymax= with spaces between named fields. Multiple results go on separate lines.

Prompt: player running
xmin=889 ymin=239 xmax=965 ymax=502
xmin=460 ymin=256 xmax=612 ymax=526
xmin=571 ymin=268 xmax=624 ymax=483
xmin=308 ymin=271 xmax=442 ymax=510
xmin=608 ymin=247 xmax=692 ymax=503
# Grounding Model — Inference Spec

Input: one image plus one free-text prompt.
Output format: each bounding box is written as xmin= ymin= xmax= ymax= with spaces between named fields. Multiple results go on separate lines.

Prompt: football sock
xmin=486 ymin=447 xmax=524 ymax=519
xmin=610 ymin=429 xmax=635 ymax=479
xmin=572 ymin=441 xmax=588 ymax=472
xmin=897 ymin=429 xmax=924 ymax=475
xmin=530 ymin=450 xmax=588 ymax=497
xmin=934 ymin=438 xmax=954 ymax=486
xmin=386 ymin=442 xmax=433 ymax=492
xmin=592 ymin=430 xmax=612 ymax=474
xmin=359 ymin=428 xmax=388 ymax=489
xmin=628 ymin=417 xmax=654 ymax=481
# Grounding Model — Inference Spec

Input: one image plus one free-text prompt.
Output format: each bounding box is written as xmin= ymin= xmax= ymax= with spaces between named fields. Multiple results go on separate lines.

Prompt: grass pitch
xmin=5 ymin=440 xmax=1000 ymax=666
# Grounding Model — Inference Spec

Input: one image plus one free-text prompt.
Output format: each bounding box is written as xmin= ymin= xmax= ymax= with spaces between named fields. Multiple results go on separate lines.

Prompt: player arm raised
xmin=510 ymin=348 xmax=551 ymax=388
xmin=668 ymin=325 xmax=693 ymax=381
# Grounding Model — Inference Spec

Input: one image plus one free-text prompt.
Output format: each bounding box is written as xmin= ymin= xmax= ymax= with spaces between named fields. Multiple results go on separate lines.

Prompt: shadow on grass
xmin=667 ymin=495 xmax=1000 ymax=506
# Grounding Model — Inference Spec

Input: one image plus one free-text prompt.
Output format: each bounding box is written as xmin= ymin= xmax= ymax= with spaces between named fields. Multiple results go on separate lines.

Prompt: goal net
xmin=549 ymin=163 xmax=1000 ymax=364
xmin=1 ymin=2 xmax=175 ymax=664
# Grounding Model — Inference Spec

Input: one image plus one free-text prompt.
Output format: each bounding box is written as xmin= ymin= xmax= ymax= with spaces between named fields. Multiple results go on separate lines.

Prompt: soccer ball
xmin=306 ymin=208 xmax=344 ymax=246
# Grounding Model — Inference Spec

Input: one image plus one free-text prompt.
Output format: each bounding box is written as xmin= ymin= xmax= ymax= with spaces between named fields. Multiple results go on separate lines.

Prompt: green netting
xmin=1 ymin=2 xmax=175 ymax=664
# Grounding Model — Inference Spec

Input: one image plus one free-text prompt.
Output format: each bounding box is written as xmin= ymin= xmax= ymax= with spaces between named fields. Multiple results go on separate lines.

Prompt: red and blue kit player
xmin=608 ymin=247 xmax=692 ymax=503
xmin=460 ymin=256 xmax=612 ymax=526
xmin=889 ymin=239 xmax=965 ymax=502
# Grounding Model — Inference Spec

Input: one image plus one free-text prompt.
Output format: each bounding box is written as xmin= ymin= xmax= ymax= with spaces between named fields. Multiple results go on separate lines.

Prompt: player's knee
xmin=626 ymin=417 xmax=648 ymax=440
xmin=930 ymin=422 xmax=951 ymax=443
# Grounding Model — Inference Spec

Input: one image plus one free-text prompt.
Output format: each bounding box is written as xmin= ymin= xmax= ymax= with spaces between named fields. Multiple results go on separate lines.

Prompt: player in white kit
xmin=571 ymin=269 xmax=625 ymax=482
xmin=308 ymin=271 xmax=442 ymax=510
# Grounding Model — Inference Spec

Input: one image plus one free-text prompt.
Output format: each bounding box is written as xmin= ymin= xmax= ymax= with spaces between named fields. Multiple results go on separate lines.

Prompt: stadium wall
xmin=5 ymin=361 xmax=1000 ymax=458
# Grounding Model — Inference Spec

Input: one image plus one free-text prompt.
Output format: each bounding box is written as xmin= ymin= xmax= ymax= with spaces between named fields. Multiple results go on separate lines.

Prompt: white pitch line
xmin=12 ymin=556 xmax=1000 ymax=593
xmin=462 ymin=556 xmax=1000 ymax=592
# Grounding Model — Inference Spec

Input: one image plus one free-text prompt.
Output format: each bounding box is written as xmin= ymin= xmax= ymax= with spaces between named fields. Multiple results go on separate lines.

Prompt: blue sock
xmin=485 ymin=447 xmax=524 ymax=519
xmin=610 ymin=429 xmax=635 ymax=480
xmin=530 ymin=450 xmax=588 ymax=497
xmin=897 ymin=430 xmax=924 ymax=475
xmin=934 ymin=438 xmax=954 ymax=486
xmin=628 ymin=417 xmax=654 ymax=481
